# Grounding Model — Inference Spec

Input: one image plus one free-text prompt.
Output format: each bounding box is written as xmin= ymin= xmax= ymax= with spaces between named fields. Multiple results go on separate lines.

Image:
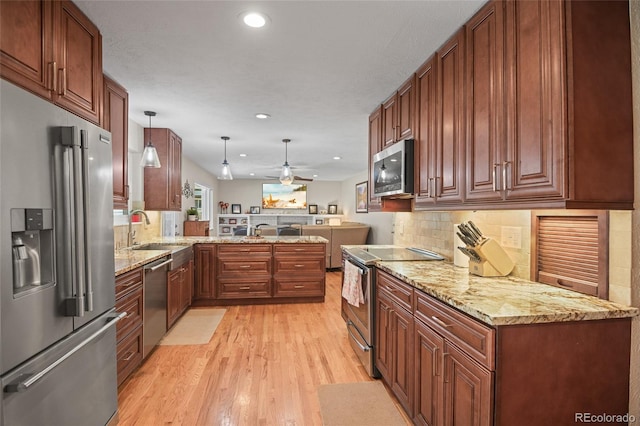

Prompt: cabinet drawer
xmin=274 ymin=244 xmax=325 ymax=254
xmin=217 ymin=278 xmax=271 ymax=299
xmin=274 ymin=278 xmax=325 ymax=297
xmin=115 ymin=287 xmax=143 ymax=342
xmin=116 ymin=325 xmax=143 ymax=387
xmin=273 ymin=257 xmax=324 ymax=274
xmin=376 ymin=270 xmax=413 ymax=312
xmin=217 ymin=244 xmax=272 ymax=255
xmin=115 ymin=267 xmax=143 ymax=299
xmin=415 ymin=292 xmax=495 ymax=370
xmin=217 ymin=258 xmax=271 ymax=275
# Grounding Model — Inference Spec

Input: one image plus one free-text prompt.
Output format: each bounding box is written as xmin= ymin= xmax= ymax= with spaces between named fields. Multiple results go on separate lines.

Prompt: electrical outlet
xmin=501 ymin=226 xmax=522 ymax=249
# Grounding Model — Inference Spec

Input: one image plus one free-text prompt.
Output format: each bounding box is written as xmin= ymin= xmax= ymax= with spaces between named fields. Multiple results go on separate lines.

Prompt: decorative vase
xmin=188 ymin=215 xmax=197 ymax=221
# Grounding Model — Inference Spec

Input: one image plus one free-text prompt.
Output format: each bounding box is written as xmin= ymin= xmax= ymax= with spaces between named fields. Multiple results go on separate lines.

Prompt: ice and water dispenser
xmin=11 ymin=208 xmax=55 ymax=295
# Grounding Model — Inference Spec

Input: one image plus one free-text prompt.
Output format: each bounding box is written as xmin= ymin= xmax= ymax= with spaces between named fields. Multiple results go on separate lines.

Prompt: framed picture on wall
xmin=355 ymin=181 xmax=368 ymax=213
xmin=315 ymin=219 xmax=324 ymax=225
xmin=250 ymin=206 xmax=260 ymax=214
xmin=328 ymin=204 xmax=338 ymax=214
xmin=308 ymin=204 xmax=318 ymax=214
xmin=231 ymin=204 xmax=241 ymax=214
xmin=221 ymin=226 xmax=230 ymax=233
xmin=229 ymin=218 xmax=237 ymax=224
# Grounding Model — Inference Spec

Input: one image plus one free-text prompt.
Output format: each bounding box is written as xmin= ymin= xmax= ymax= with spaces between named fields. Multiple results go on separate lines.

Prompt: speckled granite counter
xmin=114 ymin=236 xmax=328 ymax=276
xmin=375 ymin=261 xmax=638 ymax=326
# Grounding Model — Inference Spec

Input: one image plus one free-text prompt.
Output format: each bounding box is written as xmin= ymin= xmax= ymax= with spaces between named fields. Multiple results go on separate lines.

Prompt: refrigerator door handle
xmin=3 ymin=312 xmax=126 ymax=393
xmin=80 ymin=129 xmax=93 ymax=312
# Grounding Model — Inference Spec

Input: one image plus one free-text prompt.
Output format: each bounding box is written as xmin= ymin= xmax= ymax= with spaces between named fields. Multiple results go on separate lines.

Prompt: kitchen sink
xmin=131 ymin=243 xmax=189 ymax=252
xmin=132 ymin=244 xmax=193 ymax=271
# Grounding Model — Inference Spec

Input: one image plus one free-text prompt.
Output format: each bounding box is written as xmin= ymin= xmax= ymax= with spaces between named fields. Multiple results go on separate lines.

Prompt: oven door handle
xmin=346 ymin=320 xmax=370 ymax=352
xmin=347 ymin=259 xmax=368 ymax=275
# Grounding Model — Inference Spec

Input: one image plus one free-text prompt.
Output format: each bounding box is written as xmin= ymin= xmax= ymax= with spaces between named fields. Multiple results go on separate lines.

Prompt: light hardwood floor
xmin=116 ymin=271 xmax=402 ymax=425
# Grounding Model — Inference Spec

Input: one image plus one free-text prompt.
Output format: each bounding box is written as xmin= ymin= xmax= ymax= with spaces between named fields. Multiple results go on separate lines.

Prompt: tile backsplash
xmin=393 ymin=209 xmax=631 ymax=305
xmin=113 ymin=211 xmax=162 ymax=249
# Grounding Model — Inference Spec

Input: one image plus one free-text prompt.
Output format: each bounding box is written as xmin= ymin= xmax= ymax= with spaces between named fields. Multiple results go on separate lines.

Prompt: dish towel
xmin=342 ymin=261 xmax=365 ymax=307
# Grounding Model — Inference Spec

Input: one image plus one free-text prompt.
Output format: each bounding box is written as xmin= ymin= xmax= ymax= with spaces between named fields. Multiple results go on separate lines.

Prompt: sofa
xmin=258 ymin=223 xmax=370 ymax=269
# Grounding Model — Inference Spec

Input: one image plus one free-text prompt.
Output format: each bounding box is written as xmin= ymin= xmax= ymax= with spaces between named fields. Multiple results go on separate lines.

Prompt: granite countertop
xmin=114 ymin=235 xmax=328 ymax=276
xmin=375 ymin=261 xmax=638 ymax=327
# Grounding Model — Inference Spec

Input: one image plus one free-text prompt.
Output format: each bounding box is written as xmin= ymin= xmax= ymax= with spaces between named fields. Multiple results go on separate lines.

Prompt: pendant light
xmin=140 ymin=111 xmax=161 ymax=168
xmin=279 ymin=139 xmax=294 ymax=185
xmin=219 ymin=136 xmax=233 ymax=180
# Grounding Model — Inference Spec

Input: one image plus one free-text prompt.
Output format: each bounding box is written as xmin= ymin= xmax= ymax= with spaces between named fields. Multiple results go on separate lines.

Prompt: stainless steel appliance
xmin=341 ymin=246 xmax=443 ymax=377
xmin=372 ymin=139 xmax=414 ymax=197
xmin=0 ymin=80 xmax=123 ymax=425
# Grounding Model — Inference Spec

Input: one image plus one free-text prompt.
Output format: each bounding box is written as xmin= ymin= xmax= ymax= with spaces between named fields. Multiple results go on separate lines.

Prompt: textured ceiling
xmin=76 ymin=0 xmax=485 ymax=181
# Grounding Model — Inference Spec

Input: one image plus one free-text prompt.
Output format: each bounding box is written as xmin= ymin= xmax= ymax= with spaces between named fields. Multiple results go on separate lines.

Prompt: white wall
xmin=340 ymin=171 xmax=395 ymax=245
xmin=216 ymin=179 xmax=341 ymax=215
xmin=181 ymin=156 xmax=219 ymax=230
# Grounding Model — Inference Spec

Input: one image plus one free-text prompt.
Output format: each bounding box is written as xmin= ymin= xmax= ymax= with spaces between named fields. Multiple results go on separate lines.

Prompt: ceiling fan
xmin=265 ymin=139 xmax=314 ymax=183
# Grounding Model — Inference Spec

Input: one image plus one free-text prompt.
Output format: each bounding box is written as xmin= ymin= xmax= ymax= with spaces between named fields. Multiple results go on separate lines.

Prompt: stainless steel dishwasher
xmin=142 ymin=256 xmax=172 ymax=358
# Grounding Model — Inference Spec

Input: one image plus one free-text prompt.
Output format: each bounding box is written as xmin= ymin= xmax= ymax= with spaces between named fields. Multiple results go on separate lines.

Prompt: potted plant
xmin=186 ymin=207 xmax=198 ymax=221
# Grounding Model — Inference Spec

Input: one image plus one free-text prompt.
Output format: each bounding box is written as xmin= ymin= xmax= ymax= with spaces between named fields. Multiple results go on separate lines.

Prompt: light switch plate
xmin=501 ymin=226 xmax=522 ymax=249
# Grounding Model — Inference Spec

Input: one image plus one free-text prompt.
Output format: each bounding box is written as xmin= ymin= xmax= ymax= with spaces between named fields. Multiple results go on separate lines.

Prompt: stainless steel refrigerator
xmin=0 ymin=79 xmax=122 ymax=425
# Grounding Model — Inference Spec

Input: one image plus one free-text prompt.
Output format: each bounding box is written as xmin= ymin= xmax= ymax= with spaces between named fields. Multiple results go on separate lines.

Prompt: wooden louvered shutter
xmin=531 ymin=211 xmax=608 ymax=299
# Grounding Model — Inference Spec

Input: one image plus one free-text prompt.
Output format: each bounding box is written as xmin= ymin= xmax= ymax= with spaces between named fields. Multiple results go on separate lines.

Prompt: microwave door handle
xmin=80 ymin=129 xmax=93 ymax=312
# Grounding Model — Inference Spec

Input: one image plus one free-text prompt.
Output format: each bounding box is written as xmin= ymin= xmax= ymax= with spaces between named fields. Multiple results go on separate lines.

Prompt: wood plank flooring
xmin=116 ymin=271 xmax=404 ymax=425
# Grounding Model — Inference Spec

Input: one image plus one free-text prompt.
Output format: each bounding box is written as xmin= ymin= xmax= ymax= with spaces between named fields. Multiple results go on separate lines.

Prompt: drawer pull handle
xmin=122 ymin=351 xmax=135 ymax=362
xmin=239 ymin=286 xmax=251 ymax=290
xmin=294 ymin=248 xmax=304 ymax=251
xmin=431 ymin=315 xmax=451 ymax=328
xmin=385 ymin=286 xmax=396 ymax=292
xmin=294 ymin=264 xmax=305 ymax=268
xmin=294 ymin=285 xmax=304 ymax=289
xmin=556 ymin=279 xmax=573 ymax=288
xmin=240 ymin=265 xmax=251 ymax=269
xmin=125 ymin=312 xmax=134 ymax=319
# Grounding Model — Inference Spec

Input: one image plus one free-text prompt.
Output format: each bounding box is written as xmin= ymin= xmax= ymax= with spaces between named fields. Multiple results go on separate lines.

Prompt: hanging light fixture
xmin=219 ymin=136 xmax=233 ymax=180
xmin=140 ymin=111 xmax=161 ymax=168
xmin=279 ymin=139 xmax=294 ymax=185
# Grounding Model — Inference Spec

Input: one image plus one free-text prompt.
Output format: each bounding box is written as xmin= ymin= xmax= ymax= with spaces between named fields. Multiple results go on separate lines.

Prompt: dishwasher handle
xmin=145 ymin=258 xmax=172 ymax=272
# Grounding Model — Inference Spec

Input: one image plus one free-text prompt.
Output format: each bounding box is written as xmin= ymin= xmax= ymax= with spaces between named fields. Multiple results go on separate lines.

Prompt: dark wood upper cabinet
xmin=1 ymin=0 xmax=103 ymax=124
xmin=143 ymin=128 xmax=182 ymax=211
xmin=414 ymin=56 xmax=436 ymax=208
xmin=465 ymin=1 xmax=505 ymax=203
xmin=368 ymin=106 xmax=383 ymax=212
xmin=382 ymin=74 xmax=416 ymax=148
xmin=434 ymin=29 xmax=465 ymax=204
xmin=103 ymin=75 xmax=129 ymax=210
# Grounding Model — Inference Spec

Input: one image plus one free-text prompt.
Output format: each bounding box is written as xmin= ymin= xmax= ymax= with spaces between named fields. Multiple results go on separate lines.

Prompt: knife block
xmin=467 ymin=238 xmax=515 ymax=277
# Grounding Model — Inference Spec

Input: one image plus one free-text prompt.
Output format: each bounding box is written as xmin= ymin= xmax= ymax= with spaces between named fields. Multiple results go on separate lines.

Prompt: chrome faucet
xmin=128 ymin=209 xmax=151 ymax=247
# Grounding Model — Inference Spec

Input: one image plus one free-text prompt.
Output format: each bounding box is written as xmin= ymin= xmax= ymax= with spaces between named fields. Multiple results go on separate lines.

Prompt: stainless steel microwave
xmin=372 ymin=139 xmax=414 ymax=197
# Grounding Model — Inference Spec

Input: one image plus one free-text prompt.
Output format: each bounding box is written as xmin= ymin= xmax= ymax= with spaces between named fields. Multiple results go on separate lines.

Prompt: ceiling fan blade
xmin=294 ymin=175 xmax=314 ymax=182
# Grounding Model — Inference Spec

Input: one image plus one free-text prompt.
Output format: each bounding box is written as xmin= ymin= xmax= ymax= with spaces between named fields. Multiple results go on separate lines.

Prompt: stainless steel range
xmin=341 ymin=245 xmax=443 ymax=377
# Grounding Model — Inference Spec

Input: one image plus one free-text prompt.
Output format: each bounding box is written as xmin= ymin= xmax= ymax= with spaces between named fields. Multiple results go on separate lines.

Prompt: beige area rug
xmin=159 ymin=308 xmax=226 ymax=345
xmin=317 ymin=381 xmax=409 ymax=426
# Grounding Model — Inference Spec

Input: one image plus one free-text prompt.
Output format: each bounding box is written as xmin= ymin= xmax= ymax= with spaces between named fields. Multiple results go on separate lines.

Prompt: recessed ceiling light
xmin=333 ymin=156 xmax=342 ymax=160
xmin=313 ymin=174 xmax=318 ymax=178
xmin=243 ymin=12 xmax=268 ymax=28
xmin=390 ymin=158 xmax=398 ymax=162
xmin=255 ymin=113 xmax=271 ymax=119
xmin=249 ymin=172 xmax=255 ymax=176
xmin=239 ymin=153 xmax=247 ymax=157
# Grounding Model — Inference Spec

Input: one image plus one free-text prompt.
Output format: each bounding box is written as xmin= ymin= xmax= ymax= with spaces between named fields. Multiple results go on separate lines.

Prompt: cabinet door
xmin=169 ymin=133 xmax=182 ymax=210
xmin=443 ymin=342 xmax=492 ymax=426
xmin=391 ymin=305 xmax=414 ymax=417
xmin=368 ymin=106 xmax=383 ymax=211
xmin=0 ymin=0 xmax=54 ymax=99
xmin=504 ymin=0 xmax=565 ymax=200
xmin=436 ymin=29 xmax=465 ymax=203
xmin=397 ymin=75 xmax=415 ymax=141
xmin=194 ymin=245 xmax=216 ymax=299
xmin=382 ymin=93 xmax=397 ymax=147
xmin=414 ymin=319 xmax=445 ymax=426
xmin=54 ymin=0 xmax=102 ymax=124
xmin=167 ymin=269 xmax=181 ymax=328
xmin=465 ymin=1 xmax=505 ymax=202
xmin=414 ymin=56 xmax=437 ymax=207
xmin=103 ymin=76 xmax=129 ymax=210
xmin=375 ymin=289 xmax=393 ymax=382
